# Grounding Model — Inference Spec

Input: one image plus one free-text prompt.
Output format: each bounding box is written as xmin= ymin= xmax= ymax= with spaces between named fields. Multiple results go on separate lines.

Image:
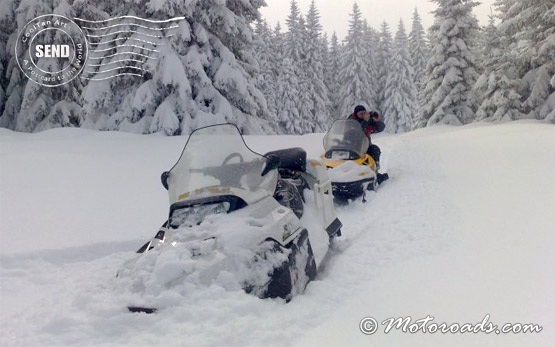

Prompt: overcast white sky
xmin=260 ymin=0 xmax=497 ymax=39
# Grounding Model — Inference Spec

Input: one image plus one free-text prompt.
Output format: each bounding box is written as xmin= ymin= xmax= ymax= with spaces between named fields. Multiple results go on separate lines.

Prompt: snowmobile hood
xmin=165 ymin=124 xmax=279 ymax=206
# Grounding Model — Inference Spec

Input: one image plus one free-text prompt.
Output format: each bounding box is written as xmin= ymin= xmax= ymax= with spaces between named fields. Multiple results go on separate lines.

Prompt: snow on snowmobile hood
xmin=165 ymin=124 xmax=278 ymax=207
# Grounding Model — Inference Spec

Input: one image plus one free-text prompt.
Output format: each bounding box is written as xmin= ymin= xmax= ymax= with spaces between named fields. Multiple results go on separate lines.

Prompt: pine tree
xmin=295 ymin=15 xmax=315 ymax=134
xmin=505 ymin=0 xmax=555 ymax=121
xmin=382 ymin=20 xmax=417 ymax=133
xmin=338 ymin=2 xmax=372 ymax=117
xmin=416 ymin=0 xmax=480 ymax=127
xmin=321 ymin=32 xmax=331 ymax=119
xmin=81 ymin=0 xmax=270 ymax=135
xmin=324 ymin=32 xmax=342 ymax=119
xmin=375 ymin=21 xmax=393 ymax=114
xmin=253 ymin=19 xmax=278 ymax=120
xmin=13 ymin=0 xmax=84 ymax=132
xmin=276 ymin=56 xmax=302 ymax=133
xmin=304 ymin=0 xmax=330 ymax=131
xmin=489 ymin=0 xmax=531 ymax=121
xmin=279 ymin=0 xmax=307 ymax=134
xmin=273 ymin=21 xmax=300 ymax=133
xmin=362 ymin=20 xmax=379 ymax=110
xmin=0 ymin=0 xmax=21 ymax=129
xmin=408 ymin=8 xmax=429 ymax=107
xmin=476 ymin=0 xmax=555 ymax=122
xmin=473 ymin=15 xmax=522 ymax=121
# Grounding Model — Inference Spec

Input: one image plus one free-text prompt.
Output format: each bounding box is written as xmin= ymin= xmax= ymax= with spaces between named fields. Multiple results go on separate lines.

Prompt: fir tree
xmin=324 ymin=32 xmax=342 ymax=119
xmin=506 ymin=0 xmax=555 ymax=121
xmin=0 ymin=0 xmax=21 ymax=129
xmin=273 ymin=21 xmax=300 ymax=133
xmin=408 ymin=8 xmax=429 ymax=107
xmin=475 ymin=0 xmax=555 ymax=122
xmin=284 ymin=0 xmax=303 ymax=63
xmin=295 ymin=15 xmax=315 ymax=133
xmin=338 ymin=2 xmax=372 ymax=117
xmin=382 ymin=20 xmax=417 ymax=133
xmin=362 ymin=20 xmax=379 ymax=110
xmin=473 ymin=15 xmax=522 ymax=121
xmin=304 ymin=0 xmax=330 ymax=131
xmin=79 ymin=0 xmax=271 ymax=135
xmin=375 ymin=21 xmax=393 ymax=114
xmin=280 ymin=0 xmax=307 ymax=134
xmin=253 ymin=19 xmax=278 ymax=120
xmin=416 ymin=0 xmax=480 ymax=127
xmin=14 ymin=0 xmax=84 ymax=132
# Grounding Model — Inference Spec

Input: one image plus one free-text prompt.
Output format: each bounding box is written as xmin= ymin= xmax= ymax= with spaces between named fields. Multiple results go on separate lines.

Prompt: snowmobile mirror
xmin=161 ymin=171 xmax=170 ymax=190
xmin=261 ymin=155 xmax=280 ymax=177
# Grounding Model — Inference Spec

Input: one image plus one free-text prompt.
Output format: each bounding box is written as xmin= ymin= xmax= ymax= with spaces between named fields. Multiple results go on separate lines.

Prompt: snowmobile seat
xmin=264 ymin=147 xmax=307 ymax=173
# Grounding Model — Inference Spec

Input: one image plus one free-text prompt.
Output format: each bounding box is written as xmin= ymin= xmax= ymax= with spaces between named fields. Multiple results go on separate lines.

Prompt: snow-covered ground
xmin=1 ymin=121 xmax=554 ymax=347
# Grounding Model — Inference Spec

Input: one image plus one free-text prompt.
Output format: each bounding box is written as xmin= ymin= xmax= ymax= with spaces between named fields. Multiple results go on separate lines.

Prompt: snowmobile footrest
xmin=377 ymin=173 xmax=389 ymax=185
xmin=326 ymin=218 xmax=343 ymax=238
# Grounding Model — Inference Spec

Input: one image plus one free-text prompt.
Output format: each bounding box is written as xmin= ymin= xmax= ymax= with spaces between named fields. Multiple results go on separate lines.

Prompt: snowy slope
xmin=1 ymin=122 xmax=554 ymax=347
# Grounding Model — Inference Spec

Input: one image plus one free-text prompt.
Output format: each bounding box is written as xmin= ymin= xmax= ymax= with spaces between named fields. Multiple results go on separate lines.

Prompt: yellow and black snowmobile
xmin=321 ymin=119 xmax=381 ymax=201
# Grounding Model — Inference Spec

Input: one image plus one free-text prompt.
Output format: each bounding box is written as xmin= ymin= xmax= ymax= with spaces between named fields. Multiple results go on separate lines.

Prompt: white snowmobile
xmin=117 ymin=124 xmax=341 ymax=312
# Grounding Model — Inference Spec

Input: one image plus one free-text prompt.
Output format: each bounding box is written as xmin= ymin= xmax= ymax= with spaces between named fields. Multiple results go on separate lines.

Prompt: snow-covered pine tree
xmin=375 ymin=21 xmax=393 ymax=114
xmin=81 ymin=0 xmax=270 ymax=135
xmin=0 ymin=0 xmax=21 ymax=129
xmin=253 ymin=19 xmax=278 ymax=120
xmin=13 ymin=0 xmax=84 ymax=132
xmin=304 ymin=0 xmax=330 ymax=131
xmin=295 ymin=15 xmax=315 ymax=134
xmin=79 ymin=0 xmax=183 ymax=134
xmin=502 ymin=0 xmax=555 ymax=121
xmin=416 ymin=0 xmax=480 ymax=127
xmin=473 ymin=0 xmax=536 ymax=122
xmin=338 ymin=2 xmax=372 ymax=117
xmin=324 ymin=32 xmax=342 ymax=119
xmin=408 ymin=8 xmax=429 ymax=107
xmin=273 ymin=21 xmax=300 ymax=133
xmin=284 ymin=0 xmax=303 ymax=64
xmin=276 ymin=56 xmax=302 ymax=133
xmin=321 ymin=32 xmax=331 ymax=119
xmin=278 ymin=0 xmax=308 ymax=134
xmin=473 ymin=14 xmax=522 ymax=121
xmin=362 ymin=20 xmax=379 ymax=110
xmin=382 ymin=20 xmax=417 ymax=133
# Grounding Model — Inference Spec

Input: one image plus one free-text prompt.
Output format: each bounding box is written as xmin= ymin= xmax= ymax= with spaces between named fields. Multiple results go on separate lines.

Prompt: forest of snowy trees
xmin=0 ymin=0 xmax=553 ymax=135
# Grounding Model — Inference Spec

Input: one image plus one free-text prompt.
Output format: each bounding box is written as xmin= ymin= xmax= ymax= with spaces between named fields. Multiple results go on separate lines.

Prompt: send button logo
xmin=15 ymin=14 xmax=88 ymax=87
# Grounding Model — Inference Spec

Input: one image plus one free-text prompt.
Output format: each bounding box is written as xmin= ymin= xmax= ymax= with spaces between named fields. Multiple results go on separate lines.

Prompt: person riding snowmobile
xmin=348 ymin=105 xmax=385 ymax=169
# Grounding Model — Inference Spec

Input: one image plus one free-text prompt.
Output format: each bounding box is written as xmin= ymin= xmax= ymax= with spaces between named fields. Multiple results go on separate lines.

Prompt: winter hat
xmin=354 ymin=105 xmax=366 ymax=114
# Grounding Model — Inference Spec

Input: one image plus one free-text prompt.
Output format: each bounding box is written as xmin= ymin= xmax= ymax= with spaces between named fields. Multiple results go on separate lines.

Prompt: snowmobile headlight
xmin=169 ymin=202 xmax=230 ymax=228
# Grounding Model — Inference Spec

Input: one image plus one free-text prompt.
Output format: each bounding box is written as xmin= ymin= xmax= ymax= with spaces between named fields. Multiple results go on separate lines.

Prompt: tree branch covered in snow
xmin=1 ymin=0 xmax=553 ymax=134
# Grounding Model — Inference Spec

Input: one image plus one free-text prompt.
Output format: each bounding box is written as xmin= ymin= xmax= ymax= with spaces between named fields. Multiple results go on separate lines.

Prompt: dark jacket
xmin=348 ymin=113 xmax=385 ymax=137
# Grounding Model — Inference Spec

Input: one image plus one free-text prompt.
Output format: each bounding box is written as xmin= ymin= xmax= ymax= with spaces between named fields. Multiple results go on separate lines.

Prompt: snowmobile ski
xmin=128 ymin=306 xmax=157 ymax=314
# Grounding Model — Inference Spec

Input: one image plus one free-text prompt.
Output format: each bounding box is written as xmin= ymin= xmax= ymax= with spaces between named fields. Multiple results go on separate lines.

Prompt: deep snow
xmin=1 ymin=121 xmax=554 ymax=347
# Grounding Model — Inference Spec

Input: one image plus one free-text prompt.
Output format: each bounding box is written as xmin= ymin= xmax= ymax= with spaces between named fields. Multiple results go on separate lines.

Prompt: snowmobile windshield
xmin=166 ymin=124 xmax=278 ymax=206
xmin=323 ymin=120 xmax=369 ymax=158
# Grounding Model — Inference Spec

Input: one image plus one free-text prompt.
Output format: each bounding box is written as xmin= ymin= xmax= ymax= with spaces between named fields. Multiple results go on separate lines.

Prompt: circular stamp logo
xmin=15 ymin=14 xmax=88 ymax=87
